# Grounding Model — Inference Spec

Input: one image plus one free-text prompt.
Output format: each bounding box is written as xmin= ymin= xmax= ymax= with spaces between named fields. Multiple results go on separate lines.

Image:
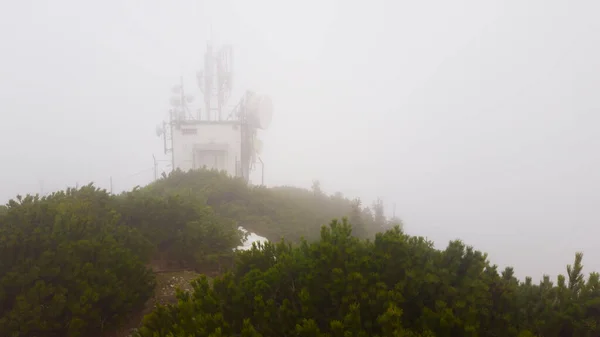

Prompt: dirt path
xmin=103 ymin=270 xmax=205 ymax=337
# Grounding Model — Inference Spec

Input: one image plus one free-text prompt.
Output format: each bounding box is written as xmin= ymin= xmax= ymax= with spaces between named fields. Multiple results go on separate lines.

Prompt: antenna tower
xmin=155 ymin=38 xmax=272 ymax=185
xmin=197 ymin=41 xmax=233 ymax=121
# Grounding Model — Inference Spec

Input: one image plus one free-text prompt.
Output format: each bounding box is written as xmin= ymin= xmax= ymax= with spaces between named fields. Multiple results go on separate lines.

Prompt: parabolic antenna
xmin=246 ymin=94 xmax=273 ymax=129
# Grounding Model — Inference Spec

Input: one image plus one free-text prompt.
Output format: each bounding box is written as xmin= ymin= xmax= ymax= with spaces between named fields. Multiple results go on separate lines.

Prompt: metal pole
xmin=162 ymin=121 xmax=168 ymax=155
xmin=180 ymin=75 xmax=186 ymax=119
xmin=240 ymin=96 xmax=246 ymax=182
xmin=153 ymin=154 xmax=158 ymax=180
xmin=258 ymin=157 xmax=264 ymax=186
xmin=169 ymin=110 xmax=175 ymax=173
xmin=110 ymin=177 xmax=113 ymax=194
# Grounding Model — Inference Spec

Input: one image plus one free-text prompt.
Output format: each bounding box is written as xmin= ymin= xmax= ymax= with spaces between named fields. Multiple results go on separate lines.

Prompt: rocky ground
xmin=153 ymin=270 xmax=202 ymax=305
xmin=104 ymin=270 xmax=205 ymax=337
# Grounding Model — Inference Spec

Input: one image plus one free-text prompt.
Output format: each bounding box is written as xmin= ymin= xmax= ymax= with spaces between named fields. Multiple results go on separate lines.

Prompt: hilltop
xmin=0 ymin=169 xmax=391 ymax=337
xmin=3 ymin=169 xmax=599 ymax=337
xmin=143 ymin=169 xmax=398 ymax=242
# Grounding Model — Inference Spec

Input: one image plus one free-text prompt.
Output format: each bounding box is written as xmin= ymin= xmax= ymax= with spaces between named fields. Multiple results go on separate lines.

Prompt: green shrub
xmin=145 ymin=169 xmax=389 ymax=242
xmin=115 ymin=189 xmax=242 ymax=270
xmin=136 ymin=219 xmax=600 ymax=337
xmin=0 ymin=186 xmax=155 ymax=337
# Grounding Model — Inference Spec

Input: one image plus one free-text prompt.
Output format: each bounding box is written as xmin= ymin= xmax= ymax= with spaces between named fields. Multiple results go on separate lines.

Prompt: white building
xmin=157 ymin=43 xmax=272 ymax=183
xmin=171 ymin=120 xmax=242 ymax=176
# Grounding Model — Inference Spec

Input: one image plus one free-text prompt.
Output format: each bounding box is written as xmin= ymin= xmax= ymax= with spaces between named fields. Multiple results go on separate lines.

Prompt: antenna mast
xmin=155 ymin=33 xmax=272 ymax=184
xmin=197 ymin=39 xmax=233 ymax=121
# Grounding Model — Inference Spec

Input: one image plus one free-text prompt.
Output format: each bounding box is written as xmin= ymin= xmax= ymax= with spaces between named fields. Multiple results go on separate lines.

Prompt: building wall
xmin=171 ymin=122 xmax=242 ymax=176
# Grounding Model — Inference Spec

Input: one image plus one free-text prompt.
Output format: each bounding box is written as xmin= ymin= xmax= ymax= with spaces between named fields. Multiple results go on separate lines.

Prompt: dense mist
xmin=1 ymin=0 xmax=599 ymax=281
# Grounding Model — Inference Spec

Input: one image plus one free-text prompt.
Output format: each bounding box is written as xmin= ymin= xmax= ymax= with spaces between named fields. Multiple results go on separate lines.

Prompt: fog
xmin=1 ymin=0 xmax=599 ymax=280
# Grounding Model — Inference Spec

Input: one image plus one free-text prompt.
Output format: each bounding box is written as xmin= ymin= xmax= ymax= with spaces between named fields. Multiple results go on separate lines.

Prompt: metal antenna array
xmin=155 ymin=39 xmax=272 ymax=184
xmin=155 ymin=110 xmax=175 ymax=172
xmin=196 ymin=42 xmax=233 ymax=121
xmin=170 ymin=76 xmax=194 ymax=120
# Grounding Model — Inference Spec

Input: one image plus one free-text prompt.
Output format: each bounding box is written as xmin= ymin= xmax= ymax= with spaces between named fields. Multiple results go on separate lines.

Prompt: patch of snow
xmin=235 ymin=226 xmax=268 ymax=251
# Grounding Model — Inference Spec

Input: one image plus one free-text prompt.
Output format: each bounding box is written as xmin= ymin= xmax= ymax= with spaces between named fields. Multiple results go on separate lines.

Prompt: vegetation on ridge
xmin=0 ymin=169 xmax=391 ymax=336
xmin=136 ymin=220 xmax=600 ymax=337
xmin=0 ymin=187 xmax=156 ymax=337
xmin=3 ymin=168 xmax=597 ymax=337
xmin=144 ymin=169 xmax=399 ymax=242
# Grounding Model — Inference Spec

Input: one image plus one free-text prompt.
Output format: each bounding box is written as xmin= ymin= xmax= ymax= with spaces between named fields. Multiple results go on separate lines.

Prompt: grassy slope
xmin=144 ymin=169 xmax=381 ymax=243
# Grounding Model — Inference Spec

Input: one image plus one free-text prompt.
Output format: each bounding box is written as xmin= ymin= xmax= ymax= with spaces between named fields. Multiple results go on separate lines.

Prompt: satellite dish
xmin=185 ymin=95 xmax=195 ymax=103
xmin=155 ymin=125 xmax=164 ymax=137
xmin=246 ymin=94 xmax=273 ymax=129
xmin=171 ymin=85 xmax=182 ymax=94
